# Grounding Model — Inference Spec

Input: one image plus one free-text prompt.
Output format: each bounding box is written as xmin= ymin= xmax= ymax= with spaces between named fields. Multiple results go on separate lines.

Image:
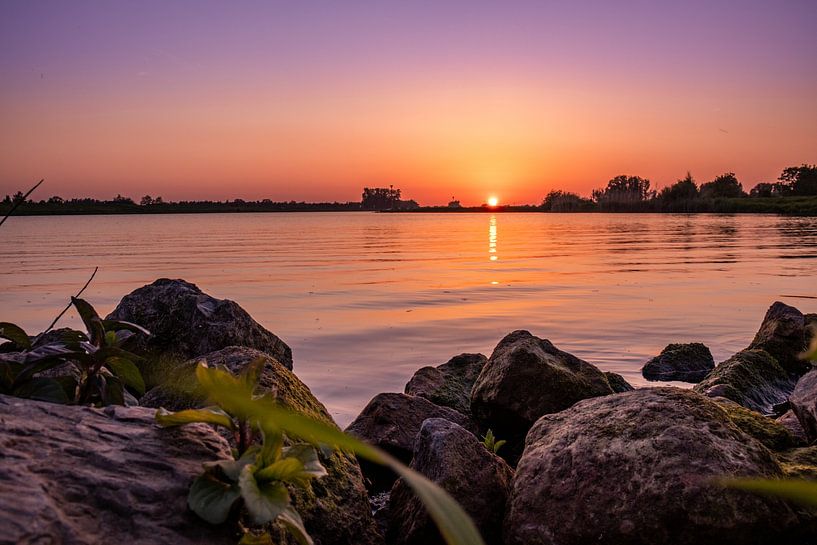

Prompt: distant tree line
xmin=540 ymin=164 xmax=817 ymax=213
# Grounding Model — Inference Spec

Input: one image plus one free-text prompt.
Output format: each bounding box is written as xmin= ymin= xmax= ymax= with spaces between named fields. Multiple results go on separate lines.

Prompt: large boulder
xmin=387 ymin=418 xmax=513 ymax=545
xmin=107 ymin=279 xmax=292 ymax=368
xmin=641 ymin=342 xmax=714 ymax=383
xmin=749 ymin=301 xmax=807 ymax=375
xmin=790 ymin=369 xmax=817 ymax=443
xmin=777 ymin=410 xmax=809 ymax=446
xmin=693 ymin=349 xmax=796 ymax=414
xmin=605 ymin=371 xmax=635 ymax=393
xmin=504 ymin=388 xmax=807 ymax=545
xmin=713 ymin=397 xmax=796 ymax=451
xmin=404 ymin=353 xmax=487 ymax=414
xmin=0 ymin=394 xmax=234 ymax=545
xmin=345 ymin=393 xmax=474 ymax=491
xmin=141 ymin=346 xmax=381 ymax=545
xmin=470 ymin=330 xmax=613 ymax=461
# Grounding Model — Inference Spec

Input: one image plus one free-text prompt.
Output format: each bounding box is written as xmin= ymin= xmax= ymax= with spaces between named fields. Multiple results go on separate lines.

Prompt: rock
xmin=641 ymin=342 xmax=714 ymax=383
xmin=778 ymin=410 xmax=810 ymax=446
xmin=693 ymin=349 xmax=796 ymax=414
xmin=505 ymin=388 xmax=807 ymax=545
xmin=749 ymin=301 xmax=807 ymax=376
xmin=776 ymin=446 xmax=817 ymax=480
xmin=345 ymin=393 xmax=475 ymax=491
xmin=605 ymin=371 xmax=635 ymax=392
xmin=141 ymin=346 xmax=381 ymax=545
xmin=387 ymin=418 xmax=513 ymax=545
xmin=0 ymin=394 xmax=235 ymax=545
xmin=404 ymin=353 xmax=487 ymax=414
xmin=790 ymin=369 xmax=817 ymax=443
xmin=107 ymin=279 xmax=292 ymax=368
xmin=713 ymin=397 xmax=796 ymax=451
xmin=470 ymin=330 xmax=613 ymax=461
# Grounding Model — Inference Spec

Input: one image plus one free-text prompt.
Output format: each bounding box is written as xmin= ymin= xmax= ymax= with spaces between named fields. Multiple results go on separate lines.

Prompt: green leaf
xmin=801 ymin=335 xmax=817 ymax=362
xmin=71 ymin=297 xmax=105 ymax=345
xmin=723 ymin=478 xmax=817 ymax=507
xmin=14 ymin=377 xmax=69 ymax=403
xmin=155 ymin=407 xmax=235 ymax=431
xmin=238 ymin=464 xmax=290 ymax=525
xmin=102 ymin=319 xmax=151 ymax=337
xmin=106 ymin=356 xmax=145 ymax=395
xmin=282 ymin=444 xmax=328 ymax=480
xmin=188 ymin=473 xmax=241 ymax=524
xmin=255 ymin=458 xmax=304 ymax=483
xmin=101 ymin=373 xmax=125 ymax=406
xmin=493 ymin=440 xmax=506 ymax=454
xmin=0 ymin=322 xmax=31 ymax=349
xmin=240 ymin=357 xmax=268 ymax=390
xmin=279 ymin=505 xmax=314 ymax=545
xmin=238 ymin=530 xmax=275 ymax=545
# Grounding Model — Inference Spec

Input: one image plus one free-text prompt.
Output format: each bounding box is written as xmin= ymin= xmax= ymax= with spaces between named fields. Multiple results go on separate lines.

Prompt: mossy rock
xmin=776 ymin=446 xmax=817 ymax=480
xmin=713 ymin=397 xmax=796 ymax=451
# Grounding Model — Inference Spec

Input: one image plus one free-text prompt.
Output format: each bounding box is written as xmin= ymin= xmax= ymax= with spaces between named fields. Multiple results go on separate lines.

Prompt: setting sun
xmin=487 ymin=196 xmax=499 ymax=207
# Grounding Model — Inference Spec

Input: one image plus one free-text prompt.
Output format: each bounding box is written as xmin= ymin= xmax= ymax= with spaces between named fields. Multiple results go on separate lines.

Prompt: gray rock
xmin=777 ymin=410 xmax=809 ymax=447
xmin=712 ymin=396 xmax=796 ymax=451
xmin=404 ymin=353 xmax=487 ymax=414
xmin=693 ymin=349 xmax=796 ymax=414
xmin=107 ymin=279 xmax=292 ymax=368
xmin=641 ymin=342 xmax=714 ymax=383
xmin=345 ymin=393 xmax=475 ymax=491
xmin=0 ymin=394 xmax=234 ymax=545
xmin=141 ymin=346 xmax=381 ymax=545
xmin=749 ymin=301 xmax=807 ymax=376
xmin=790 ymin=369 xmax=817 ymax=443
xmin=505 ymin=388 xmax=807 ymax=545
xmin=605 ymin=371 xmax=635 ymax=392
xmin=388 ymin=418 xmax=513 ymax=545
xmin=470 ymin=330 xmax=613 ymax=461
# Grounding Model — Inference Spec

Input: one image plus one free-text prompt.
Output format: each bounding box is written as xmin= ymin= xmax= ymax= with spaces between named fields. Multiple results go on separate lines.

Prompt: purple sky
xmin=2 ymin=0 xmax=816 ymax=204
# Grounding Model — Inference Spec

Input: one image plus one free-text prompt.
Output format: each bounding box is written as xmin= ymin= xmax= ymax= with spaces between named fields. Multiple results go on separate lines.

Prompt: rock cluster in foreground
xmin=1 ymin=282 xmax=816 ymax=545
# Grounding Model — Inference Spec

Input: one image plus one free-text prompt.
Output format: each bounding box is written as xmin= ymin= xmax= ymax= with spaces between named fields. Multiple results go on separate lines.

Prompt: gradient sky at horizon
xmin=1 ymin=0 xmax=816 ymax=205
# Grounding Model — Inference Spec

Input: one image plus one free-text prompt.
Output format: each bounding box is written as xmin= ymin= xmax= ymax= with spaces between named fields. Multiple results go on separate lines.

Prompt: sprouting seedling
xmin=482 ymin=429 xmax=506 ymax=455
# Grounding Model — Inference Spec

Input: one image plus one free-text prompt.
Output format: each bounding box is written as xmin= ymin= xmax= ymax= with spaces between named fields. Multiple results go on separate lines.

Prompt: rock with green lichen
xmin=641 ymin=342 xmax=714 ymax=383
xmin=775 ymin=446 xmax=817 ymax=480
xmin=749 ymin=301 xmax=808 ymax=376
xmin=712 ymin=396 xmax=796 ymax=451
xmin=141 ymin=346 xmax=382 ymax=545
xmin=693 ymin=349 xmax=796 ymax=414
xmin=404 ymin=353 xmax=487 ymax=414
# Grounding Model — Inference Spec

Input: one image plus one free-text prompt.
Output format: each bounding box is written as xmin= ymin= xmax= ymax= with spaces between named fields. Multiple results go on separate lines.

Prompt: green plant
xmin=0 ymin=297 xmax=148 ymax=405
xmin=157 ymin=361 xmax=486 ymax=545
xmin=481 ymin=429 xmax=506 ymax=454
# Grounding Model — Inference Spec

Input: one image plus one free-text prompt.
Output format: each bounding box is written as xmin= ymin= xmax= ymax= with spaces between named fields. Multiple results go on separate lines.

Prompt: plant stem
xmin=0 ymin=179 xmax=44 ymax=228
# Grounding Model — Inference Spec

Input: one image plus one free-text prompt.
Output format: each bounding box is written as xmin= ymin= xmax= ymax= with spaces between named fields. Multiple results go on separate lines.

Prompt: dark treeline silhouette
xmin=361 ymin=186 xmax=401 ymax=210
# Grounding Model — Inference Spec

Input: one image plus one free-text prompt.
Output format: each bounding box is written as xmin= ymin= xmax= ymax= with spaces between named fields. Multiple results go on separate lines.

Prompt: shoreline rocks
xmin=404 ymin=353 xmax=487 ymax=414
xmin=641 ymin=342 xmax=714 ymax=383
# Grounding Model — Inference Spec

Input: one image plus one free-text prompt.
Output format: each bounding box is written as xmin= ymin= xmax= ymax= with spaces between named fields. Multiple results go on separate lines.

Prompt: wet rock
xmin=470 ymin=330 xmax=613 ymax=461
xmin=0 ymin=394 xmax=235 ymax=545
xmin=778 ymin=410 xmax=810 ymax=446
xmin=107 ymin=278 xmax=292 ymax=368
xmin=641 ymin=342 xmax=714 ymax=383
xmin=505 ymin=388 xmax=806 ymax=545
xmin=388 ymin=418 xmax=513 ymax=545
xmin=345 ymin=393 xmax=474 ymax=491
xmin=790 ymin=368 xmax=817 ymax=443
xmin=605 ymin=371 xmax=635 ymax=393
xmin=749 ymin=301 xmax=807 ymax=376
xmin=713 ymin=397 xmax=796 ymax=451
xmin=141 ymin=346 xmax=381 ymax=545
xmin=404 ymin=353 xmax=487 ymax=414
xmin=693 ymin=349 xmax=796 ymax=414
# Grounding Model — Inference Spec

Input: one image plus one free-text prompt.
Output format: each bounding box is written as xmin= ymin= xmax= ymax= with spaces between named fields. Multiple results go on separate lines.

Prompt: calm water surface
xmin=2 ymin=212 xmax=816 ymax=425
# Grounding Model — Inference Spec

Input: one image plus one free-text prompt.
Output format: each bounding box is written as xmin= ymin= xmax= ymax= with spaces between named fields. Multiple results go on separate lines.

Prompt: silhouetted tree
xmin=12 ymin=191 xmax=25 ymax=204
xmin=749 ymin=183 xmax=776 ymax=198
xmin=140 ymin=195 xmax=153 ymax=206
xmin=659 ymin=172 xmax=699 ymax=202
xmin=700 ymin=173 xmax=744 ymax=199
xmin=47 ymin=196 xmax=64 ymax=204
xmin=542 ymin=190 xmax=595 ymax=211
xmin=112 ymin=194 xmax=135 ymax=205
xmin=361 ymin=186 xmax=401 ymax=210
xmin=592 ymin=175 xmax=653 ymax=210
xmin=778 ymin=164 xmax=817 ymax=196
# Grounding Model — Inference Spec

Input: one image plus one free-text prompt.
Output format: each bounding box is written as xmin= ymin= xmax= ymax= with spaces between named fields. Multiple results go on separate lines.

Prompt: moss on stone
xmin=713 ymin=397 xmax=796 ymax=451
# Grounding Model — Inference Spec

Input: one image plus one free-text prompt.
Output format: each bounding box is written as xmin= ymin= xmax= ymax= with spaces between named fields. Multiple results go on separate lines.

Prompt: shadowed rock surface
xmin=777 ymin=410 xmax=809 ymax=446
xmin=0 ymin=394 xmax=235 ymax=545
xmin=345 ymin=393 xmax=474 ymax=491
xmin=141 ymin=346 xmax=381 ymax=545
xmin=387 ymin=418 xmax=513 ymax=545
xmin=470 ymin=330 xmax=613 ymax=462
xmin=693 ymin=349 xmax=796 ymax=414
xmin=641 ymin=342 xmax=714 ymax=383
xmin=404 ymin=353 xmax=487 ymax=414
xmin=712 ymin=396 xmax=796 ymax=451
xmin=749 ymin=301 xmax=807 ymax=376
xmin=504 ymin=388 xmax=808 ymax=545
xmin=107 ymin=279 xmax=292 ymax=368
xmin=790 ymin=369 xmax=817 ymax=443
xmin=605 ymin=371 xmax=635 ymax=392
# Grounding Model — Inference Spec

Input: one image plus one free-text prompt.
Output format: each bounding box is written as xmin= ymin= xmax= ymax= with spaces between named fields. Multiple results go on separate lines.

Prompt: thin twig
xmin=0 ymin=179 xmax=44 ymax=228
xmin=33 ymin=266 xmax=99 ymax=343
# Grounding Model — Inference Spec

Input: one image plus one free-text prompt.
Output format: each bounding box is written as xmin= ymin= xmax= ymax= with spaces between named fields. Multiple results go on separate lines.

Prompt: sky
xmin=1 ymin=0 xmax=816 ymax=205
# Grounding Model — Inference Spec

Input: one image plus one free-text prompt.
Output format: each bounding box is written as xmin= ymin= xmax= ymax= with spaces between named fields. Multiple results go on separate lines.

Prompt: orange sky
xmin=2 ymin=1 xmax=816 ymax=205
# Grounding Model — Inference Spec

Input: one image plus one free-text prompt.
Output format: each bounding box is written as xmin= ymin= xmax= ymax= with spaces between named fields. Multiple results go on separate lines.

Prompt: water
xmin=2 ymin=212 xmax=816 ymax=425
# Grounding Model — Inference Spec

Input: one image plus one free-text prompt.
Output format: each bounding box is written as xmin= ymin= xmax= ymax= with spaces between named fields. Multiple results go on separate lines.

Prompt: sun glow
xmin=487 ymin=196 xmax=499 ymax=207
